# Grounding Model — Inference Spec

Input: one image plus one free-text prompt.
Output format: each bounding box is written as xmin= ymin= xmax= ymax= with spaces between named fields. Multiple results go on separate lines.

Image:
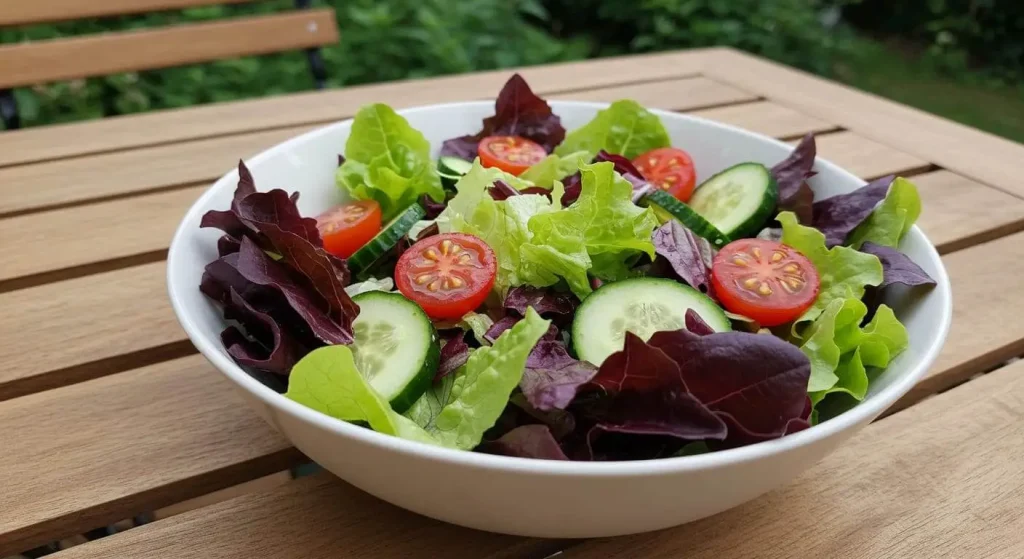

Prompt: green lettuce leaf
xmin=520 ymin=151 xmax=588 ymax=187
xmin=860 ymin=304 xmax=909 ymax=369
xmin=407 ymin=308 xmax=552 ymax=449
xmin=529 ymin=161 xmax=659 ymax=283
xmin=445 ymin=161 xmax=589 ymax=296
xmin=458 ymin=311 xmax=495 ymax=346
xmin=801 ymin=297 xmax=908 ymax=403
xmin=554 ymin=100 xmax=671 ymax=160
xmin=802 ymin=298 xmax=871 ymax=402
xmin=285 ymin=345 xmax=437 ymax=445
xmin=848 ymin=177 xmax=922 ymax=248
xmin=336 ymin=104 xmax=445 ymax=220
xmin=779 ymin=211 xmax=883 ymax=325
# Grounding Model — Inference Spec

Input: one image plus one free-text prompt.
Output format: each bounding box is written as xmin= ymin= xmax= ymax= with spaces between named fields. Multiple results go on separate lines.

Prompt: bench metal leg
xmin=1 ymin=89 xmax=20 ymax=130
xmin=295 ymin=0 xmax=329 ymax=89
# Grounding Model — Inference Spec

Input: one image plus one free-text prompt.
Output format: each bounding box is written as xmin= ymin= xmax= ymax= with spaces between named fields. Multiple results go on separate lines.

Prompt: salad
xmin=197 ymin=75 xmax=936 ymax=461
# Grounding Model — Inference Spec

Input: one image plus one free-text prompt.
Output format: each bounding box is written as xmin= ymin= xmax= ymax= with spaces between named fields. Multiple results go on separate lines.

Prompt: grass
xmin=829 ymin=41 xmax=1024 ymax=144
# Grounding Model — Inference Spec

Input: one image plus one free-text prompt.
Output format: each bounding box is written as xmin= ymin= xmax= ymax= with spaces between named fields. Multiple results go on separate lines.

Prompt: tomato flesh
xmin=395 ymin=233 xmax=497 ymax=319
xmin=316 ymin=200 xmax=382 ymax=258
xmin=632 ymin=147 xmax=697 ymax=202
xmin=711 ymin=239 xmax=820 ymax=327
xmin=478 ymin=135 xmax=547 ymax=176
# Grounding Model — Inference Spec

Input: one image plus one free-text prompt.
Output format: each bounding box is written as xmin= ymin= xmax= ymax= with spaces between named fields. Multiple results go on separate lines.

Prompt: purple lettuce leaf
xmin=811 ymin=175 xmax=894 ymax=247
xmin=413 ymin=222 xmax=440 ymax=242
xmin=860 ymin=242 xmax=936 ymax=288
xmin=478 ymin=425 xmax=569 ymax=460
xmin=771 ymin=133 xmax=817 ymax=223
xmin=220 ymin=288 xmax=304 ymax=375
xmin=558 ymin=172 xmax=583 ymax=206
xmin=585 ymin=333 xmax=728 ymax=454
xmin=419 ymin=194 xmax=448 ymax=220
xmin=594 ymin=150 xmax=653 ymax=202
xmin=489 ymin=179 xmax=521 ymax=201
xmin=651 ymin=221 xmax=716 ymax=296
xmin=520 ymin=340 xmax=598 ymax=411
xmin=648 ymin=329 xmax=811 ymax=442
xmin=685 ymin=309 xmax=715 ymax=336
xmin=509 ymin=393 xmax=577 ymax=439
xmin=439 ymin=136 xmax=479 ymax=161
xmin=217 ymin=235 xmax=241 ymax=257
xmin=504 ymin=286 xmax=577 ymax=317
xmin=439 ymin=74 xmax=565 ymax=160
xmin=206 ymin=237 xmax=354 ymax=344
xmin=436 ymin=330 xmax=470 ymax=380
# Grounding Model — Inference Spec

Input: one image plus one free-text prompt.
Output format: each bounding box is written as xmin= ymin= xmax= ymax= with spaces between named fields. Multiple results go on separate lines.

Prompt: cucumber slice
xmin=349 ymin=203 xmax=426 ymax=275
xmin=688 ymin=162 xmax=777 ymax=240
xmin=642 ymin=189 xmax=729 ymax=247
xmin=572 ymin=277 xmax=731 ymax=366
xmin=350 ymin=291 xmax=440 ymax=413
xmin=438 ymin=156 xmax=474 ymax=177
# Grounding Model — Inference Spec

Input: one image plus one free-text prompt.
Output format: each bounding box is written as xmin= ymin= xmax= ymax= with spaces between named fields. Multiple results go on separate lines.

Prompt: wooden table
xmin=3 ymin=47 xmax=1024 ymax=559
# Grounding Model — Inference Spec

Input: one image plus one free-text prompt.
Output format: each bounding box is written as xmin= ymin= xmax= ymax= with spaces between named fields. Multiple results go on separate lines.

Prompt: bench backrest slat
xmin=0 ymin=10 xmax=339 ymax=89
xmin=0 ymin=0 xmax=257 ymax=27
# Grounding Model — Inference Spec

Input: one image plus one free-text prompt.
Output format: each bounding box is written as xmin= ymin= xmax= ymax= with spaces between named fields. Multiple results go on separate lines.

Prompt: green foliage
xmin=843 ymin=0 xmax=1024 ymax=84
xmin=544 ymin=0 xmax=858 ymax=76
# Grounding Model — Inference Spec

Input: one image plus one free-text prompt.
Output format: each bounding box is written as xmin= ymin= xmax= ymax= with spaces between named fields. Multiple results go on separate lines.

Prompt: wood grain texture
xmin=0 ymin=126 xmax=314 ymax=217
xmin=50 ymin=473 xmax=565 ymax=559
xmin=53 ymin=360 xmax=1024 ymax=559
xmin=0 ymin=355 xmax=301 ymax=556
xmin=704 ymin=48 xmax=1024 ymax=198
xmin=796 ymin=130 xmax=933 ymax=180
xmin=561 ymin=359 xmax=1024 ymax=558
xmin=0 ymin=186 xmax=206 ymax=285
xmin=894 ymin=230 xmax=1024 ymax=411
xmin=0 ymin=0 xmax=254 ymax=26
xmin=913 ymin=170 xmax=1024 ymax=254
xmin=0 ymin=261 xmax=190 ymax=399
xmin=550 ymin=76 xmax=757 ymax=110
xmin=0 ymin=77 xmax=748 ymax=217
xmin=0 ymin=50 xmax=709 ymax=168
xmin=0 ymin=10 xmax=338 ymax=89
xmin=689 ymin=100 xmax=837 ymax=139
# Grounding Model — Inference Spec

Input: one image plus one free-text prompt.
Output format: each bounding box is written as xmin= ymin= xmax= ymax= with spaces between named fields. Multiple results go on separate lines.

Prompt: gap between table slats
xmin=46 ymin=355 xmax=1024 ymax=559
xmin=1 ymin=225 xmax=1023 ymax=553
xmin=0 ymin=50 xmax=712 ymax=169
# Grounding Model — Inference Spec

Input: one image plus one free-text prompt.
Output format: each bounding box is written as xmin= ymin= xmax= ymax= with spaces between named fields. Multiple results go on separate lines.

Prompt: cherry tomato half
xmin=316 ymin=200 xmax=382 ymax=258
xmin=632 ymin=147 xmax=697 ymax=202
xmin=711 ymin=239 xmax=821 ymax=327
xmin=395 ymin=233 xmax=497 ymax=319
xmin=478 ymin=135 xmax=547 ymax=176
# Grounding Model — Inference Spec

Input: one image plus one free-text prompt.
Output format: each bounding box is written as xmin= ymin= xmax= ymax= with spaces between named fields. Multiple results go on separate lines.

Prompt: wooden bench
xmin=0 ymin=0 xmax=340 ymax=129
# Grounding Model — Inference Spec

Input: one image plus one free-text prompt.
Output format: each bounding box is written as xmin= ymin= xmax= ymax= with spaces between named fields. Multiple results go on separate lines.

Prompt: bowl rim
xmin=167 ymin=100 xmax=952 ymax=476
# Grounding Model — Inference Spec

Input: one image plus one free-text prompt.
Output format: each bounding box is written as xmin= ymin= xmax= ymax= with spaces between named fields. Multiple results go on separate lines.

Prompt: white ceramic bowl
xmin=167 ymin=101 xmax=952 ymax=538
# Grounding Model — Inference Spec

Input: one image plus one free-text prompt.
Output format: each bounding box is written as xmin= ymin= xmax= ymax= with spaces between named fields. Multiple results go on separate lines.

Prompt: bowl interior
xmin=167 ymin=100 xmax=951 ymax=467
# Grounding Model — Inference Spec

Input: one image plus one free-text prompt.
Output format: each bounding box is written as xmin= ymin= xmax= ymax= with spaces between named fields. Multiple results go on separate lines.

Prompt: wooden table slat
xmin=912 ymin=170 xmax=1024 ymax=254
xmin=0 ymin=50 xmax=711 ymax=168
xmin=689 ymin=100 xmax=837 ymax=139
xmin=550 ymin=76 xmax=757 ymax=110
xmin=0 ymin=185 xmax=207 ymax=287
xmin=0 ymin=126 xmax=316 ymax=218
xmin=50 ymin=357 xmax=1024 ymax=559
xmin=705 ymin=48 xmax=1024 ymax=198
xmin=0 ymin=354 xmax=300 ymax=557
xmin=795 ymin=130 xmax=933 ymax=181
xmin=0 ymin=261 xmax=190 ymax=400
